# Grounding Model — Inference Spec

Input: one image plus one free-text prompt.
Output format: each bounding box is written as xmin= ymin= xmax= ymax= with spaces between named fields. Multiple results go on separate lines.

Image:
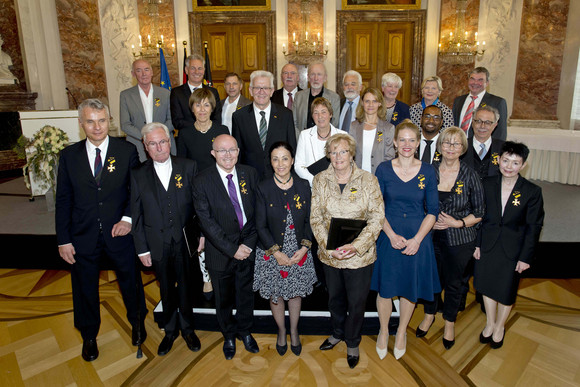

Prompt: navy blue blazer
xmin=477 ymin=175 xmax=544 ymax=263
xmin=452 ymin=92 xmax=508 ymax=141
xmin=131 ymin=157 xmax=198 ymax=261
xmin=192 ymin=164 xmax=259 ymax=271
xmin=55 ymin=137 xmax=138 ymax=255
xmin=232 ymin=102 xmax=297 ymax=178
xmin=389 ymin=99 xmax=411 ymax=127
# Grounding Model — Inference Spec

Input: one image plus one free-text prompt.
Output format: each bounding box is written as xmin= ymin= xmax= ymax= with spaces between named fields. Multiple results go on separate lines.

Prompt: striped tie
xmin=478 ymin=143 xmax=486 ymax=159
xmin=461 ymin=95 xmax=477 ymax=133
xmin=259 ymin=111 xmax=267 ymax=149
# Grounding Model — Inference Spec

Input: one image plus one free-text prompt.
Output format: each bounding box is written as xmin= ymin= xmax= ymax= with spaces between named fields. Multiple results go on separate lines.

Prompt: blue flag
xmin=159 ymin=48 xmax=171 ymax=90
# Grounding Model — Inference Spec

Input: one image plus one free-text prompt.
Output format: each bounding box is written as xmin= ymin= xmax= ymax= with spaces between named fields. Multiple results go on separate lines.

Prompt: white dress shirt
xmin=138 ymin=85 xmax=153 ymax=124
xmin=460 ymin=90 xmax=486 ymax=136
xmin=338 ymin=96 xmax=360 ymax=131
xmin=216 ymin=164 xmax=247 ymax=226
xmin=420 ymin=133 xmax=440 ymax=162
xmin=283 ymin=87 xmax=299 ymax=108
xmin=222 ymin=95 xmax=241 ymax=134
xmin=473 ymin=136 xmax=493 ymax=159
xmin=361 ymin=128 xmax=377 ymax=172
xmin=253 ymin=103 xmax=271 ymax=134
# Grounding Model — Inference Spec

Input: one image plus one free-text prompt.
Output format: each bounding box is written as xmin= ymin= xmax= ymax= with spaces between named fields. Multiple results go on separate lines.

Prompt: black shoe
xmin=291 ymin=342 xmax=302 ymax=356
xmin=347 ymin=355 xmax=359 ymax=369
xmin=490 ymin=333 xmax=504 ymax=349
xmin=479 ymin=331 xmax=492 ymax=344
xmin=443 ymin=337 xmax=455 ymax=350
xmin=237 ymin=334 xmax=259 ymax=353
xmin=319 ymin=337 xmax=341 ymax=351
xmin=82 ymin=339 xmax=99 ymax=362
xmin=132 ymin=322 xmax=147 ymax=346
xmin=276 ymin=343 xmax=287 ymax=356
xmin=183 ymin=332 xmax=201 ymax=352
xmin=223 ymin=338 xmax=236 ymax=360
xmin=416 ymin=319 xmax=434 ymax=338
xmin=157 ymin=335 xmax=177 ymax=356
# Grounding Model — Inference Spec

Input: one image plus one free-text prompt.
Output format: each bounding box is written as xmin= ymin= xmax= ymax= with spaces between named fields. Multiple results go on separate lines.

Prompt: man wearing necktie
xmin=271 ymin=63 xmax=301 ymax=110
xmin=192 ymin=134 xmax=260 ymax=360
xmin=417 ymin=105 xmax=443 ymax=164
xmin=339 ymin=70 xmax=363 ymax=133
xmin=131 ymin=122 xmax=201 ymax=356
xmin=232 ymin=70 xmax=296 ymax=178
xmin=56 ymin=99 xmax=147 ymax=362
xmin=452 ymin=67 xmax=508 ymax=140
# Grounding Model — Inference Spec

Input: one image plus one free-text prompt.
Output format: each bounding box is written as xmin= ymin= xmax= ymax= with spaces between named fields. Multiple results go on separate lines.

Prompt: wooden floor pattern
xmin=0 ymin=269 xmax=579 ymax=386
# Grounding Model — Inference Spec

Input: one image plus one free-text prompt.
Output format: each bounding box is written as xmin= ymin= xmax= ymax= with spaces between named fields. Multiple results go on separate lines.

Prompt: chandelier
xmin=131 ymin=0 xmax=175 ymax=62
xmin=282 ymin=0 xmax=328 ymax=64
xmin=438 ymin=0 xmax=485 ymax=65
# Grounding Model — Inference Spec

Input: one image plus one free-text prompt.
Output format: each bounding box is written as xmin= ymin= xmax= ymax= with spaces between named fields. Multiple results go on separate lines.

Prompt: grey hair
xmin=308 ymin=61 xmax=327 ymax=74
xmin=78 ymin=98 xmax=110 ymax=120
xmin=474 ymin=104 xmax=500 ymax=122
xmin=141 ymin=122 xmax=171 ymax=141
xmin=343 ymin=70 xmax=362 ymax=85
xmin=381 ymin=72 xmax=402 ymax=88
xmin=185 ymin=54 xmax=205 ymax=67
xmin=250 ymin=70 xmax=275 ymax=88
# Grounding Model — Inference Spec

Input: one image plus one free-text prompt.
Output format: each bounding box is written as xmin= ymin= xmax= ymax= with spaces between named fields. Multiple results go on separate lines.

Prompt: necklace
xmin=385 ymin=101 xmax=396 ymax=109
xmin=317 ymin=129 xmax=331 ymax=139
xmin=194 ymin=121 xmax=212 ymax=133
xmin=364 ymin=120 xmax=378 ymax=126
xmin=274 ymin=174 xmax=292 ymax=185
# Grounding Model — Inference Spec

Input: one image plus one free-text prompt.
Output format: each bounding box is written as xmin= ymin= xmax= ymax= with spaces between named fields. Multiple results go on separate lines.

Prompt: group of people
xmin=55 ymin=56 xmax=544 ymax=371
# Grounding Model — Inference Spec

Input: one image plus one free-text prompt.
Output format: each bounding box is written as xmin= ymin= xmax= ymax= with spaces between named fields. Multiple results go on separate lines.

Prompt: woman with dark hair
xmin=177 ymin=87 xmax=229 ymax=298
xmin=474 ymin=141 xmax=544 ymax=349
xmin=253 ymin=141 xmax=317 ymax=356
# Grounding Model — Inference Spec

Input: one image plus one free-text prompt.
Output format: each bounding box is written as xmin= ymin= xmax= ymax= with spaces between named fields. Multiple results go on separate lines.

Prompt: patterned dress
xmin=253 ymin=203 xmax=317 ymax=303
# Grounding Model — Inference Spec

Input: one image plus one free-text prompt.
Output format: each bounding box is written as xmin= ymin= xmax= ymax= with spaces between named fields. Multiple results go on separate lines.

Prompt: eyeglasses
xmin=251 ymin=86 xmax=273 ymax=92
xmin=441 ymin=141 xmax=463 ymax=149
xmin=145 ymin=139 xmax=169 ymax=148
xmin=214 ymin=148 xmax=239 ymax=156
xmin=472 ymin=119 xmax=495 ymax=126
xmin=329 ymin=149 xmax=349 ymax=157
xmin=423 ymin=114 xmax=442 ymax=120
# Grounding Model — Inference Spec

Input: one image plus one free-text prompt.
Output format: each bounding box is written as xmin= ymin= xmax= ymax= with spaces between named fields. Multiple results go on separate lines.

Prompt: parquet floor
xmin=0 ymin=269 xmax=579 ymax=386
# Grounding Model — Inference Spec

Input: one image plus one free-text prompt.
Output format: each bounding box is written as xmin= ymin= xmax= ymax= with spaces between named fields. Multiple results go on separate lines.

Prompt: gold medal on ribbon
xmin=240 ymin=179 xmax=248 ymax=195
xmin=107 ymin=157 xmax=116 ymax=173
xmin=418 ymin=174 xmax=426 ymax=189
xmin=175 ymin=174 xmax=183 ymax=188
xmin=512 ymin=191 xmax=521 ymax=206
xmin=294 ymin=194 xmax=302 ymax=209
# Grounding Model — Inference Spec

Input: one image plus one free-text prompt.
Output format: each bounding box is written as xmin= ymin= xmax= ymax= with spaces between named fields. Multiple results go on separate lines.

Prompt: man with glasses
xmin=232 ymin=70 xmax=296 ymax=178
xmin=417 ymin=105 xmax=444 ymax=164
xmin=461 ymin=105 xmax=504 ymax=179
xmin=192 ymin=134 xmax=260 ymax=360
xmin=131 ymin=122 xmax=201 ymax=356
xmin=452 ymin=67 xmax=507 ymax=140
xmin=271 ymin=63 xmax=301 ymax=109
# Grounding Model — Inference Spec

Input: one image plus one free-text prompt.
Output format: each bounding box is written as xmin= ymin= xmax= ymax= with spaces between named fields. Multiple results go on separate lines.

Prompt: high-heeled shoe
xmin=479 ymin=331 xmax=492 ymax=344
xmin=490 ymin=330 xmax=505 ymax=349
xmin=291 ymin=342 xmax=302 ymax=356
xmin=376 ymin=330 xmax=388 ymax=360
xmin=416 ymin=317 xmax=435 ymax=338
xmin=443 ymin=337 xmax=455 ymax=350
xmin=276 ymin=333 xmax=287 ymax=355
xmin=393 ymin=333 xmax=407 ymax=360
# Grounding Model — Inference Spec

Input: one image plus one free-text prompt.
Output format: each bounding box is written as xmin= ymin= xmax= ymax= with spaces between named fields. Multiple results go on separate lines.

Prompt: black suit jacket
xmin=55 ymin=137 xmax=138 ymax=255
xmin=231 ymin=103 xmax=297 ymax=178
xmin=460 ymin=136 xmax=505 ymax=179
xmin=192 ymin=164 xmax=259 ymax=271
xmin=271 ymin=87 xmax=301 ymax=107
xmin=131 ymin=157 xmax=198 ymax=261
xmin=478 ymin=175 xmax=544 ymax=263
xmin=452 ymin=92 xmax=508 ymax=141
xmin=170 ymin=83 xmax=222 ymax=131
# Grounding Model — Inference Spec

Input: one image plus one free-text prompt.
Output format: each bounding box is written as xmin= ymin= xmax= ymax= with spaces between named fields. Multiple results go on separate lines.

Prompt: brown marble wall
xmin=137 ymin=1 xmax=179 ymax=87
xmin=512 ymin=0 xmax=569 ymax=120
xmin=436 ymin=0 xmax=480 ymax=107
xmin=0 ymin=0 xmax=26 ymax=89
xmin=56 ymin=0 xmax=108 ymax=108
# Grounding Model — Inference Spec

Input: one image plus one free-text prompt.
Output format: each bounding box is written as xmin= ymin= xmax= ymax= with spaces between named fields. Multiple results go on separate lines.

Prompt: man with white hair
xmin=338 ymin=70 xmax=363 ymax=133
xmin=232 ymin=70 xmax=296 ymax=178
xmin=293 ymin=62 xmax=340 ymax=138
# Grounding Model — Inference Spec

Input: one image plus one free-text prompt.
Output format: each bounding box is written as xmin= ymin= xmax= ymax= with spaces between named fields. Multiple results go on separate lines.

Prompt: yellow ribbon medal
xmin=294 ymin=194 xmax=302 ymax=209
xmin=175 ymin=174 xmax=183 ymax=188
xmin=455 ymin=180 xmax=464 ymax=195
xmin=512 ymin=191 xmax=521 ymax=206
xmin=240 ymin=179 xmax=248 ymax=195
xmin=418 ymin=174 xmax=426 ymax=189
xmin=107 ymin=157 xmax=116 ymax=173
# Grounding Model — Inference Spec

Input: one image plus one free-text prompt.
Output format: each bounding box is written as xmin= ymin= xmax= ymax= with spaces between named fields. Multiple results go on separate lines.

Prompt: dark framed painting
xmin=342 ymin=0 xmax=420 ymax=10
xmin=192 ymin=0 xmax=271 ymax=12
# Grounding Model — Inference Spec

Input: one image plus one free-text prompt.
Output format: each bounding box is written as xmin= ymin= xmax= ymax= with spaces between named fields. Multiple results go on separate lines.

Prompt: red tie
xmin=287 ymin=92 xmax=293 ymax=110
xmin=461 ymin=95 xmax=477 ymax=133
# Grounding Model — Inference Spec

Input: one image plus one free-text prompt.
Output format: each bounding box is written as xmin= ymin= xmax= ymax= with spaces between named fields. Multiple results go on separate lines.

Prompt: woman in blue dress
xmin=371 ymin=119 xmax=440 ymax=360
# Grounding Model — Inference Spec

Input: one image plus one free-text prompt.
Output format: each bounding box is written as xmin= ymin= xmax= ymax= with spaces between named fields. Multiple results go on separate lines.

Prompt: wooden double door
xmin=200 ymin=23 xmax=266 ymax=100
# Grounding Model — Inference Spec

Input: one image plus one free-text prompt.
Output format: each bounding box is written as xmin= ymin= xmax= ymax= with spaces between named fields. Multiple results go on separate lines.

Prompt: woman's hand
xmin=473 ymin=247 xmax=480 ymax=260
xmin=515 ymin=261 xmax=530 ymax=273
xmin=389 ymin=234 xmax=407 ymax=250
xmin=289 ymin=246 xmax=309 ymax=265
xmin=437 ymin=212 xmax=462 ymax=228
xmin=273 ymin=251 xmax=292 ymax=266
xmin=330 ymin=244 xmax=358 ymax=260
xmin=402 ymin=237 xmax=420 ymax=256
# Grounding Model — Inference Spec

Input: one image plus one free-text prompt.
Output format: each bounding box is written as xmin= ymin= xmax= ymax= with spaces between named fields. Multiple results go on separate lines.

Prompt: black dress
xmin=176 ymin=122 xmax=229 ymax=172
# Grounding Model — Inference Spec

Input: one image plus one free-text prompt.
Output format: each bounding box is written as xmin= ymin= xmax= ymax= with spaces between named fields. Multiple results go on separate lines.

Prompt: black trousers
xmin=208 ymin=258 xmax=255 ymax=340
xmin=153 ymin=239 xmax=196 ymax=337
xmin=71 ymin=232 xmax=147 ymax=340
xmin=323 ymin=263 xmax=373 ymax=348
xmin=424 ymin=231 xmax=475 ymax=322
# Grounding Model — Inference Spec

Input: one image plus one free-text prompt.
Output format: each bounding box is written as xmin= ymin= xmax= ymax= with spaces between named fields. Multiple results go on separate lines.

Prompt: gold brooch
xmin=154 ymin=98 xmax=160 ymax=107
xmin=455 ymin=180 xmax=464 ymax=195
xmin=175 ymin=174 xmax=183 ymax=188
xmin=377 ymin=131 xmax=383 ymax=143
xmin=294 ymin=194 xmax=302 ymax=209
xmin=512 ymin=191 xmax=521 ymax=206
xmin=240 ymin=179 xmax=248 ymax=195
xmin=418 ymin=174 xmax=425 ymax=189
xmin=349 ymin=187 xmax=357 ymax=202
xmin=392 ymin=112 xmax=398 ymax=121
xmin=107 ymin=157 xmax=116 ymax=172
xmin=491 ymin=152 xmax=499 ymax=165
xmin=433 ymin=152 xmax=441 ymax=162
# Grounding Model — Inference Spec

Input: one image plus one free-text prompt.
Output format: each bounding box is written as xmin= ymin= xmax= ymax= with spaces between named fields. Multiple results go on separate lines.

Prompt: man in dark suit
xmin=221 ymin=72 xmax=252 ymax=133
xmin=192 ymin=134 xmax=260 ymax=360
xmin=232 ymin=70 xmax=296 ymax=178
xmin=56 ymin=99 xmax=147 ymax=362
xmin=170 ymin=54 xmax=222 ymax=132
xmin=131 ymin=122 xmax=201 ymax=356
xmin=271 ymin=63 xmax=301 ymax=109
xmin=417 ymin=105 xmax=443 ymax=164
xmin=461 ymin=105 xmax=505 ymax=179
xmin=120 ymin=59 xmax=175 ymax=162
xmin=452 ymin=67 xmax=508 ymax=141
